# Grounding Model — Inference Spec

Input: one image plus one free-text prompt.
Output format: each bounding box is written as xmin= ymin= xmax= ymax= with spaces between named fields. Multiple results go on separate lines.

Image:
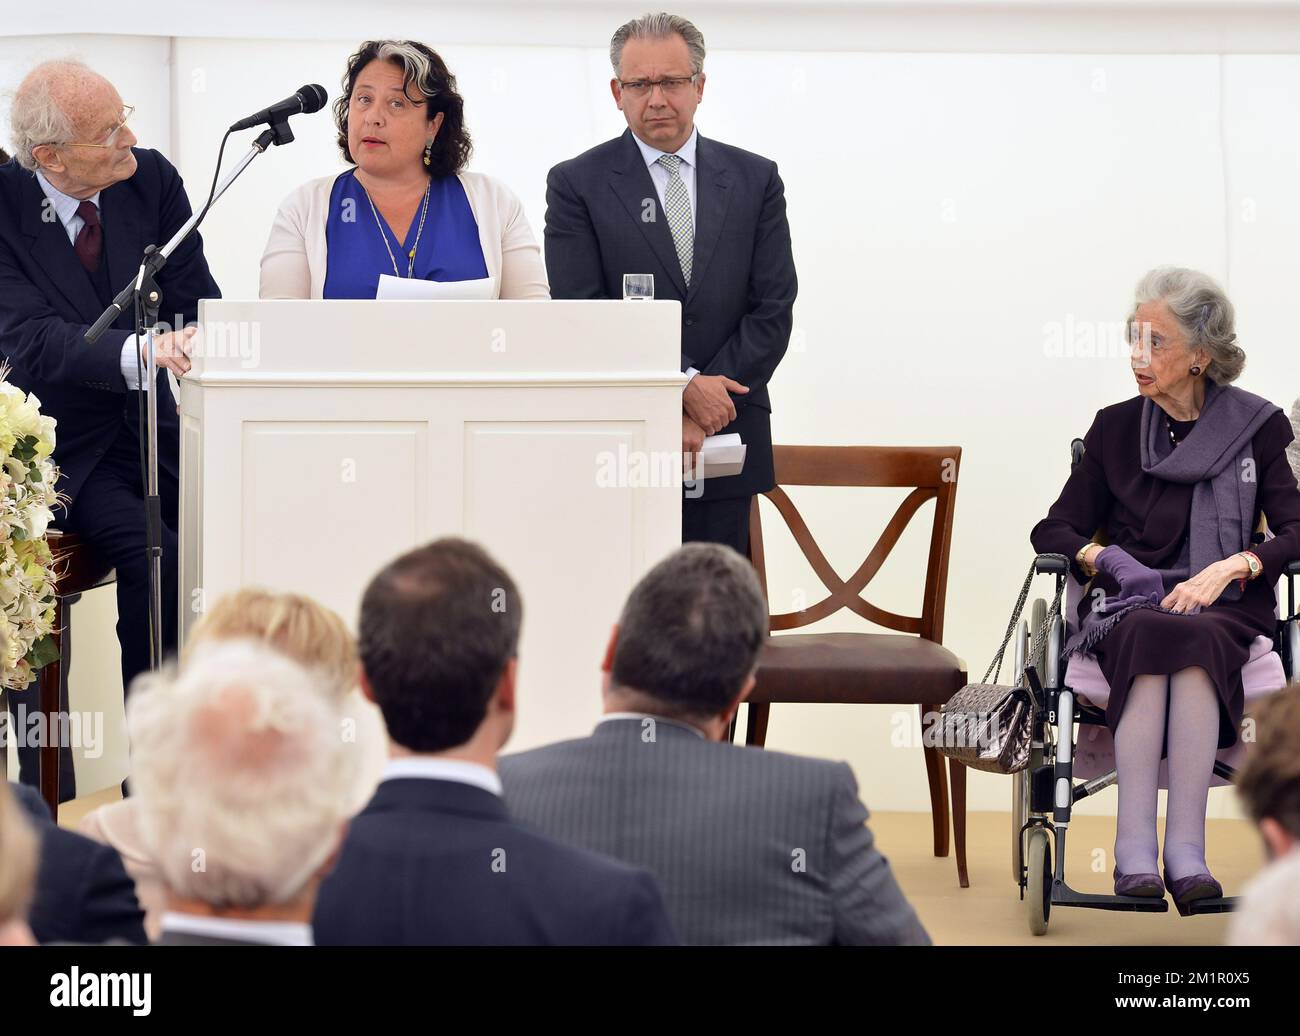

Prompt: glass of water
xmin=622 ymin=273 xmax=654 ymax=300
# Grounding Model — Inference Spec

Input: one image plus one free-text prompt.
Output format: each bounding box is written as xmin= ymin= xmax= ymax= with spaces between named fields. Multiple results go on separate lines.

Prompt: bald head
xmin=9 ymin=59 xmax=137 ymax=194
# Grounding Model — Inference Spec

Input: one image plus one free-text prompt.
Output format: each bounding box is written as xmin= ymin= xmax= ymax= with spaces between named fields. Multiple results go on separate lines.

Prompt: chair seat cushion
xmin=1066 ymin=635 xmax=1283 ymax=787
xmin=751 ymin=631 xmax=967 ymax=705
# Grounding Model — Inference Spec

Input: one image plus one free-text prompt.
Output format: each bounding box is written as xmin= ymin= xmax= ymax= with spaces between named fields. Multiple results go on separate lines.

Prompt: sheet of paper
xmin=698 ymin=432 xmax=746 ymax=479
xmin=376 ymin=275 xmax=497 ymax=300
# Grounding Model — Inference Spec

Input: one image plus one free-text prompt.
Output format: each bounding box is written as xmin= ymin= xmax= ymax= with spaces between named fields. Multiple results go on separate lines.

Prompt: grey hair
xmin=610 ymin=12 xmax=706 ymax=77
xmin=7 ymin=60 xmax=88 ymax=172
xmin=1130 ymin=266 xmax=1246 ymax=384
xmin=610 ymin=543 xmax=767 ymax=719
xmin=128 ymin=640 xmax=352 ymax=909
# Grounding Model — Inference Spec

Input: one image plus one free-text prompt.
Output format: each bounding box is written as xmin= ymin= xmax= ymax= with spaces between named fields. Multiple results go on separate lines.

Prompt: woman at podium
xmin=260 ymin=40 xmax=550 ymax=301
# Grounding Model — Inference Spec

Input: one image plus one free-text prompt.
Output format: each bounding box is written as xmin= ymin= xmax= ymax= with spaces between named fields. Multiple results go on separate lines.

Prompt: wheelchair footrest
xmin=1051 ymin=880 xmax=1170 ymax=912
xmin=1182 ymin=895 xmax=1237 ymax=916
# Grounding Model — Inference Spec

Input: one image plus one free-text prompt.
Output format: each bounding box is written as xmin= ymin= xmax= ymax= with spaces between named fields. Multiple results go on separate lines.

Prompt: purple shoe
xmin=1163 ymin=868 xmax=1222 ymax=916
xmin=1113 ymin=866 xmax=1165 ymax=898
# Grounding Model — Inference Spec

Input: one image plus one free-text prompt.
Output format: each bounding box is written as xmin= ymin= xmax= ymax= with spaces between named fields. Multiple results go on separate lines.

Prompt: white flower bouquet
xmin=0 ymin=365 xmax=61 ymax=691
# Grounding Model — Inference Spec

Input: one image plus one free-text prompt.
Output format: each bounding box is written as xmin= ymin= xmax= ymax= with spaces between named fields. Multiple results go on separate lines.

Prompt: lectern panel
xmin=463 ymin=421 xmax=646 ymax=748
xmin=239 ymin=422 xmax=427 ymax=624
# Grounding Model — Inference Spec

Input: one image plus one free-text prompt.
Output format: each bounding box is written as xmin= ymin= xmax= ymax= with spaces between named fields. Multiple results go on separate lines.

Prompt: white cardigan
xmin=259 ymin=170 xmax=550 ymax=300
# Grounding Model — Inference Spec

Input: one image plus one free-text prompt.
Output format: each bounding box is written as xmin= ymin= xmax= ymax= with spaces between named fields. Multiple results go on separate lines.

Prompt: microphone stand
xmin=84 ymin=118 xmax=296 ymax=670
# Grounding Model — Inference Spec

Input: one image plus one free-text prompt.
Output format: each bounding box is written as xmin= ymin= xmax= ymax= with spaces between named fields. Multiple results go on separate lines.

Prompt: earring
xmin=423 ymin=140 xmax=433 ymax=167
xmin=1190 ymin=365 xmax=1202 ymax=376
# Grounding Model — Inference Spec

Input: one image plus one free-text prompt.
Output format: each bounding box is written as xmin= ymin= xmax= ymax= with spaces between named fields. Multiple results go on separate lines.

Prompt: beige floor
xmin=869 ymin=809 xmax=1264 ymax=944
xmin=58 ymin=790 xmax=1264 ymax=945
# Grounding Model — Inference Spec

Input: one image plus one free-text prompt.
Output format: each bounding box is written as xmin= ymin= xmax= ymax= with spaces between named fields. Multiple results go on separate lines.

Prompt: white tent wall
xmin=3 ymin=3 xmax=1298 ymax=819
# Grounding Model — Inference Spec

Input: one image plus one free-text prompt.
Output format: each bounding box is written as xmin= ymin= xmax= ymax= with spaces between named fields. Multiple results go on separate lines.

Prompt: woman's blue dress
xmin=323 ymin=169 xmax=488 ymax=299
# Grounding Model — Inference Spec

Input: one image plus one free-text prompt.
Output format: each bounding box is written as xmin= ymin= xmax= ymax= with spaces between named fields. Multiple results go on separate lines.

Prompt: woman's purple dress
xmin=1031 ymin=396 xmax=1300 ymax=748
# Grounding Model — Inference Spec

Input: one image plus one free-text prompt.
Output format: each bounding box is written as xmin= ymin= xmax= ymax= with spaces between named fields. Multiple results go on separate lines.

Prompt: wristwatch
xmin=1076 ymin=542 xmax=1101 ymax=575
xmin=1237 ymin=551 xmax=1262 ymax=581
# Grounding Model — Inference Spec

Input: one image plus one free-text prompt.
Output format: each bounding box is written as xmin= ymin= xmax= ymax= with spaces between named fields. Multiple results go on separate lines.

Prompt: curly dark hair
xmin=333 ymin=40 xmax=472 ymax=177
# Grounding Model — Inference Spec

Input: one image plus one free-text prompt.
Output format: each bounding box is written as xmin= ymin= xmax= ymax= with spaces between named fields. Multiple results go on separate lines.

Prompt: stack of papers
xmin=696 ymin=433 xmax=746 ymax=479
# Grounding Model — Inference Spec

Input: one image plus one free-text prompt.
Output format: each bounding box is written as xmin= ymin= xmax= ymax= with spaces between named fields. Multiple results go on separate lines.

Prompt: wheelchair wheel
xmin=1026 ymin=826 xmax=1052 ymax=936
xmin=1285 ymin=619 xmax=1300 ymax=682
xmin=1029 ymin=598 xmax=1048 ymax=679
xmin=1008 ymin=616 xmax=1031 ymax=881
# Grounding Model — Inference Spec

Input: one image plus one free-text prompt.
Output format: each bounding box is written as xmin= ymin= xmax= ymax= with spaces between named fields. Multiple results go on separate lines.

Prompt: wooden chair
xmin=741 ymin=445 xmax=971 ymax=887
xmin=32 ymin=530 xmax=115 ymax=817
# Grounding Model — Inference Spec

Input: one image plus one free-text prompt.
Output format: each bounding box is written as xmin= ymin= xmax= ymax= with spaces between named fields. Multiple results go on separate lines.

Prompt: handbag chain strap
xmin=982 ymin=554 xmax=1069 ymax=685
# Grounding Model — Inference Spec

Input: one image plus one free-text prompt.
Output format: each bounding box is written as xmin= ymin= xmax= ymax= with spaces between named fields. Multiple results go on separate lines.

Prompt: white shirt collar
xmin=159 ymin=911 xmax=313 ymax=946
xmin=34 ymin=169 xmax=99 ymax=228
xmin=633 ymin=125 xmax=699 ymax=171
xmin=381 ymin=756 xmax=503 ymax=797
xmin=598 ymin=711 xmax=708 ymax=739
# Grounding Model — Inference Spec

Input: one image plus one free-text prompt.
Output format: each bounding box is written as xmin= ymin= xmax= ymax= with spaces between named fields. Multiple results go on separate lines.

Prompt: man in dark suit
xmin=500 ymin=544 xmax=931 ymax=945
xmin=0 ymin=61 xmax=220 ymax=792
xmin=9 ymin=781 xmax=147 ymax=945
xmin=545 ymin=13 xmax=796 ymax=556
xmin=313 ymin=538 xmax=676 ymax=946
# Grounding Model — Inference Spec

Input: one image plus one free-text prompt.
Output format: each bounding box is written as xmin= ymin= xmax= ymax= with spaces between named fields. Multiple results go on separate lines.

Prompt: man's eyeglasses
xmin=617 ymin=75 xmax=699 ymax=98
xmin=59 ymin=105 xmax=135 ymax=149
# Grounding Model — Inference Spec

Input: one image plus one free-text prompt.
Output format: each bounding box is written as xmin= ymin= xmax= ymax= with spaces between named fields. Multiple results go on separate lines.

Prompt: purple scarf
xmin=1065 ymin=379 xmax=1280 ymax=658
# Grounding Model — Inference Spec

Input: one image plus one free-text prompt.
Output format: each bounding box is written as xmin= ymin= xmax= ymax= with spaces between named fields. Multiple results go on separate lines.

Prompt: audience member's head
xmin=1237 ymin=684 xmax=1300 ymax=860
xmin=127 ymin=641 xmax=351 ymax=921
xmin=0 ymin=783 xmax=39 ymax=946
xmin=358 ymin=537 xmax=522 ymax=758
xmin=188 ymin=588 xmax=357 ymax=701
xmin=604 ymin=543 xmax=768 ymax=738
xmin=0 ymin=146 xmax=10 ymax=164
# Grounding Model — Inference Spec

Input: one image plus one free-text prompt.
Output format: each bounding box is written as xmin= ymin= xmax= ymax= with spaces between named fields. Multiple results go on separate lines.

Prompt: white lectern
xmin=181 ymin=300 xmax=685 ymax=750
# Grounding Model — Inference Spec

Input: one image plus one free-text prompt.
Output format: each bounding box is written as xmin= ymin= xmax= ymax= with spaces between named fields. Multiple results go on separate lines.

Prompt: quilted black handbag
xmin=934 ymin=557 xmax=1066 ymax=774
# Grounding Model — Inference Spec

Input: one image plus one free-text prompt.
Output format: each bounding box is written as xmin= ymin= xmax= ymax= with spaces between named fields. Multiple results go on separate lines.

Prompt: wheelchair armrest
xmin=1288 ymin=560 xmax=1300 ymax=576
xmin=1034 ymin=553 xmax=1070 ymax=576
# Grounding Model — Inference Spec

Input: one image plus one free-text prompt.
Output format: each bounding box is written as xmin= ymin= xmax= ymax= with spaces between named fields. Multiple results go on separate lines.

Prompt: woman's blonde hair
xmin=0 ymin=783 xmax=39 ymax=925
xmin=187 ymin=588 xmax=357 ymax=701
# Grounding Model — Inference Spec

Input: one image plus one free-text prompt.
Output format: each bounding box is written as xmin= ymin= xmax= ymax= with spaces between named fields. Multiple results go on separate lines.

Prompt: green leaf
xmin=12 ymin=435 xmax=37 ymax=463
xmin=26 ymin=635 xmax=60 ymax=670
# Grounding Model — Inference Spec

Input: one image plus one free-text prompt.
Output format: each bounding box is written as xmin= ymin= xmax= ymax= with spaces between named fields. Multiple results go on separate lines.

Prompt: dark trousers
xmin=64 ymin=415 xmax=180 ymax=691
xmin=682 ymin=496 xmax=752 ymax=557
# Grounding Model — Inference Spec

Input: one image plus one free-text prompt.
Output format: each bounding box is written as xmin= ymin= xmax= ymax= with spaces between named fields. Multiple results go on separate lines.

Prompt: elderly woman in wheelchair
xmin=1027 ymin=267 xmax=1300 ymax=924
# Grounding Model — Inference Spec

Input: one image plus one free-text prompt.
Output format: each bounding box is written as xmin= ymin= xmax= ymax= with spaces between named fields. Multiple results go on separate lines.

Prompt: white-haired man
xmin=0 ymin=61 xmax=221 ymax=797
xmin=127 ymin=641 xmax=350 ymax=946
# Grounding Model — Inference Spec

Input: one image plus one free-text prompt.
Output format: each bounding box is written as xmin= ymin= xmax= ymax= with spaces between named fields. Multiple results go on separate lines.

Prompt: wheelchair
xmin=1011 ymin=440 xmax=1300 ymax=935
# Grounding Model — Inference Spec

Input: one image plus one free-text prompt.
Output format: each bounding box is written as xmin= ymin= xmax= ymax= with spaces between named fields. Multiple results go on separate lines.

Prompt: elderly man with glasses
xmin=0 ymin=60 xmax=220 ymax=797
xmin=544 ymin=13 xmax=798 ymax=557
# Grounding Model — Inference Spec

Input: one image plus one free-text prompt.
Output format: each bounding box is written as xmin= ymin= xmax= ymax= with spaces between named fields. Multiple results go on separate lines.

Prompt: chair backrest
xmin=747 ymin=445 xmax=961 ymax=643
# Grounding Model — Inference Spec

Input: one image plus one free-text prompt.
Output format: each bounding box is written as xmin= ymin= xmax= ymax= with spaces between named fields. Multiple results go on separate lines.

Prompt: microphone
xmin=229 ymin=85 xmax=328 ymax=132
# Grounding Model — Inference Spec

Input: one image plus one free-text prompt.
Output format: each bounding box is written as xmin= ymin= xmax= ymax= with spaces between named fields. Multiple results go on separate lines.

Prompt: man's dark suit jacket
xmin=11 ymin=782 xmax=148 ymax=945
xmin=0 ymin=150 xmax=220 ymax=509
xmin=500 ymin=718 xmax=932 ymax=946
xmin=544 ymin=129 xmax=796 ymax=500
xmin=312 ymin=777 xmax=677 ymax=945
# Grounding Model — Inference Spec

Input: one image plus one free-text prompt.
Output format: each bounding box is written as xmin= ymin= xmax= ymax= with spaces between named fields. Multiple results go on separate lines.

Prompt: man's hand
xmin=1160 ymin=556 xmax=1250 ymax=614
xmin=682 ymin=414 xmax=706 ymax=478
xmin=145 ymin=326 xmax=197 ymax=378
xmin=683 ymin=374 xmax=748 ymax=436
